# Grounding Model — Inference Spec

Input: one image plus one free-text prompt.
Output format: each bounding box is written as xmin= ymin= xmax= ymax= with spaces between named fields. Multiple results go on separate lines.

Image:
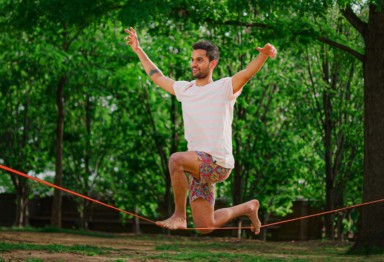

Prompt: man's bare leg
xmin=155 ymin=152 xmax=201 ymax=230
xmin=191 ymin=198 xmax=261 ymax=234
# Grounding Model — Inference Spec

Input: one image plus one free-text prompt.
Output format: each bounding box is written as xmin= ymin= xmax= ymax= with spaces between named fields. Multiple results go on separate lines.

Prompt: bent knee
xmin=169 ymin=152 xmax=183 ymax=164
xmin=196 ymin=228 xmax=214 ymax=234
xmin=169 ymin=153 xmax=183 ymax=169
xmin=194 ymin=222 xmax=215 ymax=234
xmin=196 ymin=226 xmax=215 ymax=235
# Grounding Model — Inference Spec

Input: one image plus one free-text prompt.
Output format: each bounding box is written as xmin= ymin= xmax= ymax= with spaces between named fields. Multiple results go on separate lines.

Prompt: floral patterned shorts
xmin=187 ymin=151 xmax=232 ymax=206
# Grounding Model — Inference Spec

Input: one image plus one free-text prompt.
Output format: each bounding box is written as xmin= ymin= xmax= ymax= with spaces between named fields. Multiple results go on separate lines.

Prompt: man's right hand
xmin=123 ymin=27 xmax=176 ymax=95
xmin=124 ymin=27 xmax=140 ymax=52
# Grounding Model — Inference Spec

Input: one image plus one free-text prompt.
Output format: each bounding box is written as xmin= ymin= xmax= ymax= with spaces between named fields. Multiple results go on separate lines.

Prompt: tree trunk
xmin=232 ymin=120 xmax=243 ymax=237
xmin=323 ymin=89 xmax=335 ymax=239
xmin=80 ymin=94 xmax=92 ymax=230
xmin=14 ymin=177 xmax=29 ymax=227
xmin=168 ymin=94 xmax=178 ymax=217
xmin=355 ymin=3 xmax=384 ymax=249
xmin=8 ymin=94 xmax=32 ymax=227
xmin=141 ymin=83 xmax=172 ymax=218
xmin=334 ymin=184 xmax=345 ymax=241
xmin=51 ymin=75 xmax=67 ymax=228
xmin=132 ymin=206 xmax=141 ymax=234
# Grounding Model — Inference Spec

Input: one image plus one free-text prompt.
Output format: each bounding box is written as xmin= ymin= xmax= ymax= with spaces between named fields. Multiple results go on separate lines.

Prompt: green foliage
xmin=0 ymin=174 xmax=13 ymax=193
xmin=0 ymin=0 xmax=366 ymax=238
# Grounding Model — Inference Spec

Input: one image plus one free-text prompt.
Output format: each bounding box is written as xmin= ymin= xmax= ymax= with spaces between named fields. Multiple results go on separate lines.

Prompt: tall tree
xmin=0 ymin=27 xmax=56 ymax=226
xmin=156 ymin=0 xmax=383 ymax=248
xmin=347 ymin=2 xmax=384 ymax=250
xmin=2 ymin=0 xmax=123 ymax=227
xmin=304 ymin=44 xmax=364 ymax=239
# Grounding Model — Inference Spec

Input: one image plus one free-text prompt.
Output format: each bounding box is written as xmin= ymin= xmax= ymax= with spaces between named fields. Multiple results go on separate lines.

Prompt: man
xmin=125 ymin=27 xmax=277 ymax=234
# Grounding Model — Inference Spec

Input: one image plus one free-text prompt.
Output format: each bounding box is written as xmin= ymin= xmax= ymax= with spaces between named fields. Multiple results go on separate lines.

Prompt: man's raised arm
xmin=232 ymin=43 xmax=277 ymax=93
xmin=125 ymin=27 xmax=175 ymax=95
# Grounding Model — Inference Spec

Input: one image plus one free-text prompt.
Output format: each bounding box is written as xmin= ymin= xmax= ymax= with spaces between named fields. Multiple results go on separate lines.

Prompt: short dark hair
xmin=192 ymin=40 xmax=219 ymax=61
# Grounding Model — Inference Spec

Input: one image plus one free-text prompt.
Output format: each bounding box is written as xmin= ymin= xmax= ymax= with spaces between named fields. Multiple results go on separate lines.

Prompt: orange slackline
xmin=192 ymin=198 xmax=384 ymax=231
xmin=0 ymin=165 xmax=155 ymax=225
xmin=1 ymin=164 xmax=384 ymax=231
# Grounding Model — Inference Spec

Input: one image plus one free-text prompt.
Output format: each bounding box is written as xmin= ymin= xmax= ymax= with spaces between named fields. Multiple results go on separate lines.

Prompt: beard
xmin=192 ymin=67 xmax=210 ymax=79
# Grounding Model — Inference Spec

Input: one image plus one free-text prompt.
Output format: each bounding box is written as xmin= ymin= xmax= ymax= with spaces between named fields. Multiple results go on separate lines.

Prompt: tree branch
xmin=206 ymin=19 xmax=271 ymax=29
xmin=217 ymin=18 xmax=365 ymax=63
xmin=341 ymin=5 xmax=367 ymax=37
xmin=223 ymin=20 xmax=270 ymax=29
xmin=318 ymin=36 xmax=364 ymax=62
xmin=65 ymin=25 xmax=87 ymax=51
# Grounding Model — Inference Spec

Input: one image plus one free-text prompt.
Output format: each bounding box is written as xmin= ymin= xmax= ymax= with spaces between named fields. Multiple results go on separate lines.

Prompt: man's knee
xmin=169 ymin=151 xmax=200 ymax=177
xmin=196 ymin=228 xmax=214 ymax=234
xmin=194 ymin=221 xmax=214 ymax=234
xmin=191 ymin=198 xmax=215 ymax=234
xmin=169 ymin=152 xmax=184 ymax=171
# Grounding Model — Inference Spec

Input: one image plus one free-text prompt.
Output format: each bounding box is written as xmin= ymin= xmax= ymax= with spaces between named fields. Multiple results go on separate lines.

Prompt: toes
xmin=251 ymin=223 xmax=261 ymax=235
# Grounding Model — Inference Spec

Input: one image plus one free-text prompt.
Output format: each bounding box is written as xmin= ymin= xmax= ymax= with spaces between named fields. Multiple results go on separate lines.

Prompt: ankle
xmin=172 ymin=213 xmax=186 ymax=220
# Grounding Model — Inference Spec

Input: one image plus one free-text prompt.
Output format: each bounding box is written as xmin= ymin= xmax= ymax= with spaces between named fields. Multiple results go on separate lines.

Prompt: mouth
xmin=192 ymin=68 xmax=199 ymax=74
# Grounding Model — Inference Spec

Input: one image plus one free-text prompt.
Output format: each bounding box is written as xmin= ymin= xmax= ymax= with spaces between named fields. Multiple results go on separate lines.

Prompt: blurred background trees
xmin=1 ymin=0 xmax=382 ymax=251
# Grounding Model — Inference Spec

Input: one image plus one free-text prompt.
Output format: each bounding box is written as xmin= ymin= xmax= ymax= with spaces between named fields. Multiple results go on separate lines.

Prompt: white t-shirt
xmin=173 ymin=77 xmax=242 ymax=168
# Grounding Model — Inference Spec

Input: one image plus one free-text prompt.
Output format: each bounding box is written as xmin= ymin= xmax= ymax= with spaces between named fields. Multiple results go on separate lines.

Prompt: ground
xmin=1 ymin=230 xmax=384 ymax=261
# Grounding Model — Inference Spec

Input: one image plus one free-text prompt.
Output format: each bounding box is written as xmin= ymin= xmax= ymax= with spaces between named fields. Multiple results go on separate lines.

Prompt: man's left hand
xmin=257 ymin=44 xmax=277 ymax=59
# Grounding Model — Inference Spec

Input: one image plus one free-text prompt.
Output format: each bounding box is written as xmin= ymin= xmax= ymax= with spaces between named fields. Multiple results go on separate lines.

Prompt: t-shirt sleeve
xmin=225 ymin=77 xmax=243 ymax=101
xmin=173 ymin=81 xmax=191 ymax=102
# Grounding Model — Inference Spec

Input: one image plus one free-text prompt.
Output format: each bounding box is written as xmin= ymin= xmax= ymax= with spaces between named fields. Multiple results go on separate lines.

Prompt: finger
xmin=256 ymin=47 xmax=262 ymax=52
xmin=130 ymin=27 xmax=136 ymax=34
xmin=128 ymin=30 xmax=135 ymax=37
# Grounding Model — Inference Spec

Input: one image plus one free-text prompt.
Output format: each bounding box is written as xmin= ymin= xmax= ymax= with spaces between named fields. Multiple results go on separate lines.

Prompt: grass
xmin=1 ymin=228 xmax=384 ymax=261
xmin=0 ymin=242 xmax=112 ymax=256
xmin=146 ymin=251 xmax=289 ymax=261
xmin=347 ymin=245 xmax=384 ymax=256
xmin=152 ymin=240 xmax=353 ymax=261
xmin=0 ymin=226 xmax=116 ymax=238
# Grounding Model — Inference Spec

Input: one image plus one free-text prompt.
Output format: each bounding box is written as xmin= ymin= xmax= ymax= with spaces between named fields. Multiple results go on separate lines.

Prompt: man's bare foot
xmin=246 ymin=200 xmax=261 ymax=235
xmin=155 ymin=215 xmax=187 ymax=230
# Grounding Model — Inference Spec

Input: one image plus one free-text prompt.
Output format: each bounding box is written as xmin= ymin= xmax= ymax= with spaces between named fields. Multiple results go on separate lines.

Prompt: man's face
xmin=190 ymin=49 xmax=216 ymax=79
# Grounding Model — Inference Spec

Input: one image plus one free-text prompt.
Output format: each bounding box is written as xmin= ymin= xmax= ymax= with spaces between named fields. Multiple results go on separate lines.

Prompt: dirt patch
xmin=2 ymin=250 xmax=111 ymax=262
xmin=0 ymin=231 xmax=155 ymax=250
xmin=1 ymin=231 xmax=383 ymax=261
xmin=0 ymin=231 xmax=163 ymax=261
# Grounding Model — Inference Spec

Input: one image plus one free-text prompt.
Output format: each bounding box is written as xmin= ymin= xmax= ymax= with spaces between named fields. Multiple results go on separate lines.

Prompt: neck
xmin=195 ymin=76 xmax=213 ymax=86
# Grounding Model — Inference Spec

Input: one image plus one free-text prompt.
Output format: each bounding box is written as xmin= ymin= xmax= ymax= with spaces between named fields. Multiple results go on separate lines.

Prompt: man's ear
xmin=210 ymin=59 xmax=219 ymax=69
